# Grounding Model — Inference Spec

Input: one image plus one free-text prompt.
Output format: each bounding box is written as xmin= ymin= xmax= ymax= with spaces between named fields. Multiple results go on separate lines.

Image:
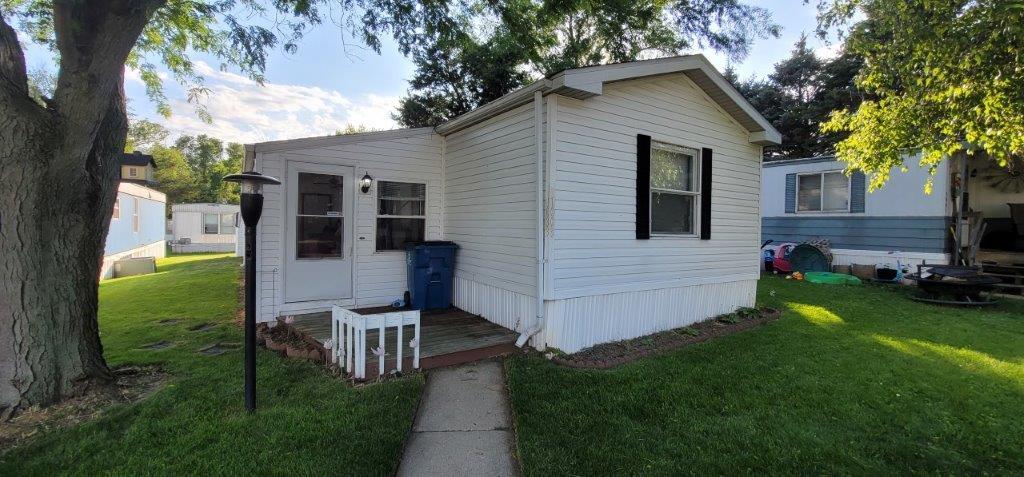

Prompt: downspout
xmin=517 ymin=90 xmax=547 ymax=348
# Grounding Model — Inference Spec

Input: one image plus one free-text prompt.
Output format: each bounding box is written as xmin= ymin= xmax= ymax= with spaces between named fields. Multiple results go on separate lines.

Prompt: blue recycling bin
xmin=405 ymin=241 xmax=459 ymax=310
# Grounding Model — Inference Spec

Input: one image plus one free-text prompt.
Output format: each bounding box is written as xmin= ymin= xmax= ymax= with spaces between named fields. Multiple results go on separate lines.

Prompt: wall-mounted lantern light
xmin=222 ymin=170 xmax=281 ymax=413
xmin=360 ymin=173 xmax=373 ymax=193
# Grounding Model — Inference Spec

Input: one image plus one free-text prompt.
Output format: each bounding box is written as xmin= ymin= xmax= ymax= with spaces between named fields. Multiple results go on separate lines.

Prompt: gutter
xmin=516 ymin=90 xmax=547 ymax=348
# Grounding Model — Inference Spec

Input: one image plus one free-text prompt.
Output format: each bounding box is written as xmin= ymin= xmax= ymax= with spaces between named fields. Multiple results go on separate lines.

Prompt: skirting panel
xmin=452 ymin=275 xmax=535 ymax=334
xmin=171 ymin=242 xmax=235 ymax=253
xmin=544 ymin=279 xmax=758 ymax=353
xmin=100 ymin=240 xmax=167 ymax=280
xmin=829 ymin=249 xmax=948 ymax=269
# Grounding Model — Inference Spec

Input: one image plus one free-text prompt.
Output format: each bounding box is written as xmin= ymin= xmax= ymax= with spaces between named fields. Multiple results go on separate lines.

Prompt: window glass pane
xmin=651 ymin=192 xmax=695 ymax=235
xmin=376 ymin=218 xmax=426 ymax=251
xmin=220 ymin=214 xmax=237 ymax=235
xmin=113 ymin=198 xmax=120 ymax=219
xmin=297 ymin=216 xmax=343 ymax=258
xmin=651 ymin=147 xmax=694 ymax=191
xmin=822 ymin=172 xmax=849 ymax=211
xmin=378 ymin=182 xmax=426 ymax=216
xmin=797 ymin=174 xmax=822 ymax=211
xmin=203 ymin=213 xmax=219 ymax=234
xmin=298 ymin=173 xmax=343 ymax=216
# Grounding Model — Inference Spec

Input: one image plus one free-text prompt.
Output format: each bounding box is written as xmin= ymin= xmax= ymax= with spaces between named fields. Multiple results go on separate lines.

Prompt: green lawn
xmin=0 ymin=254 xmax=423 ymax=475
xmin=508 ymin=277 xmax=1024 ymax=475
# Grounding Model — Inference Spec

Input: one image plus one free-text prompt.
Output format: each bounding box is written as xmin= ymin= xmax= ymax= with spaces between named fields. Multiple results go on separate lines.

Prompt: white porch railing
xmin=330 ymin=306 xmax=421 ymax=380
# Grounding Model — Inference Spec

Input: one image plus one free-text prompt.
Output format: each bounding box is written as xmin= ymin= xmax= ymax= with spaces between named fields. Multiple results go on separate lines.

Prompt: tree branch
xmin=0 ymin=10 xmax=31 ymax=104
xmin=50 ymin=0 xmax=166 ymax=166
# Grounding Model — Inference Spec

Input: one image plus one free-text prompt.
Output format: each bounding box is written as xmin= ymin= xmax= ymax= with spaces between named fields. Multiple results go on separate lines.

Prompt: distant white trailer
xmin=170 ymin=203 xmax=239 ymax=253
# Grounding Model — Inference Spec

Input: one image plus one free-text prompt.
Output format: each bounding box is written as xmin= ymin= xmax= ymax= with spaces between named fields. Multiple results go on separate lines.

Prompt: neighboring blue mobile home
xmin=762 ymin=152 xmax=1024 ymax=269
xmin=761 ymin=155 xmax=953 ymax=268
xmin=101 ymin=153 xmax=167 ymax=278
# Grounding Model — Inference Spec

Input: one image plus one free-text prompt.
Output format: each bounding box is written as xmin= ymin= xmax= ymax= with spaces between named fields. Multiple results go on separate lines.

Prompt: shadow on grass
xmin=1 ymin=253 xmax=423 ymax=475
xmin=507 ymin=277 xmax=1024 ymax=475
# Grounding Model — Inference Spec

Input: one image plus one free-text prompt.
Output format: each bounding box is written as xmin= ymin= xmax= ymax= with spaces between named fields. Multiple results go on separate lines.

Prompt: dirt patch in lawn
xmin=552 ymin=307 xmax=781 ymax=369
xmin=0 ymin=366 xmax=167 ymax=455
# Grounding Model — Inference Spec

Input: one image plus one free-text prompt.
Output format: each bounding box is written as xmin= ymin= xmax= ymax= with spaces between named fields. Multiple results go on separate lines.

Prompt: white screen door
xmin=284 ymin=162 xmax=354 ymax=302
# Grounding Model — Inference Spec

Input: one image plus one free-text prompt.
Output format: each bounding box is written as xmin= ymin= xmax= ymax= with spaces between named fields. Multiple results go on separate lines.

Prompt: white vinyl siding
xmin=549 ymin=73 xmax=762 ymax=296
xmin=443 ymin=103 xmax=538 ymax=299
xmin=254 ymin=130 xmax=443 ymax=321
xmin=170 ymin=203 xmax=241 ymax=248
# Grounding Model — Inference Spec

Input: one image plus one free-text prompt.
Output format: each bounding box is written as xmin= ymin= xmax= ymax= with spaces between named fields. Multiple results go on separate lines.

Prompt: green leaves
xmin=816 ymin=0 xmax=1024 ymax=188
xmin=396 ymin=0 xmax=781 ymax=126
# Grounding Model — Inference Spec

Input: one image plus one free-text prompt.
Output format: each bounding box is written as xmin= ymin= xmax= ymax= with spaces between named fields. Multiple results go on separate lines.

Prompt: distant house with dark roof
xmin=120 ymin=151 xmax=157 ymax=184
xmin=101 ymin=152 xmax=166 ymax=279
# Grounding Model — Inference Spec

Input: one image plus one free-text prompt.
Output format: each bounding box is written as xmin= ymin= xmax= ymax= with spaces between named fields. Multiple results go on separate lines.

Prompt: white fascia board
xmin=251 ymin=127 xmax=436 ymax=154
xmin=434 ymin=80 xmax=551 ymax=135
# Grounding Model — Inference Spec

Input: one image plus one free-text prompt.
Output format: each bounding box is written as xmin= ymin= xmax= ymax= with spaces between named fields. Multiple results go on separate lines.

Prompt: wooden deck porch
xmin=290 ymin=307 xmax=520 ymax=376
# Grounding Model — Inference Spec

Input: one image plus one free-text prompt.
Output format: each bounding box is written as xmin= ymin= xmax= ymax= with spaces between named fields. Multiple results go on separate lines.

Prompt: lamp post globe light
xmin=222 ymin=171 xmax=281 ymax=413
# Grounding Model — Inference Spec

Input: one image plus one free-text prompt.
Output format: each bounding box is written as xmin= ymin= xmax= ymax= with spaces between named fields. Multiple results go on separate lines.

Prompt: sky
xmin=21 ymin=0 xmax=833 ymax=145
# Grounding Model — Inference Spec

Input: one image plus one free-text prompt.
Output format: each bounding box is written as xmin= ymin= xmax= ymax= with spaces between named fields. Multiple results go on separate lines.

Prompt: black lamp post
xmin=223 ymin=171 xmax=280 ymax=413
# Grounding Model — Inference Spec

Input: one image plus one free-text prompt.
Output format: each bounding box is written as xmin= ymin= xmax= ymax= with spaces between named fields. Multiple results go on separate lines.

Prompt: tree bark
xmin=0 ymin=1 xmax=165 ymax=413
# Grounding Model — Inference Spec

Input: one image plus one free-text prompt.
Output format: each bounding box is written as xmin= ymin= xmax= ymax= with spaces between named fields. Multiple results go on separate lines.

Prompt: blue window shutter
xmin=784 ymin=173 xmax=796 ymax=213
xmin=850 ymin=171 xmax=866 ymax=213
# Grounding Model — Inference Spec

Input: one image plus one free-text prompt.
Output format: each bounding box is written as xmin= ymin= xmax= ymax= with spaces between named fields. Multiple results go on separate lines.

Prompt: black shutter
xmin=636 ymin=134 xmax=651 ymax=239
xmin=700 ymin=148 xmax=713 ymax=240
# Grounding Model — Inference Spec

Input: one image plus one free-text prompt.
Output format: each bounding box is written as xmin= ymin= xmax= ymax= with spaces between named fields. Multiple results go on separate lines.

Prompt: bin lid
xmin=404 ymin=241 xmax=459 ymax=249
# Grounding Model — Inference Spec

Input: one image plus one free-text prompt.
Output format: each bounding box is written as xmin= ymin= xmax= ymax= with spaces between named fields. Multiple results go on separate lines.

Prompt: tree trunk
xmin=0 ymin=1 xmax=165 ymax=413
xmin=0 ymin=93 xmax=132 ymax=412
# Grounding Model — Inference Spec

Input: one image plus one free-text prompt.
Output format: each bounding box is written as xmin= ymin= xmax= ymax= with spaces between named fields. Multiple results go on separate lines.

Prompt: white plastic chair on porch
xmin=330 ymin=306 xmax=421 ymax=380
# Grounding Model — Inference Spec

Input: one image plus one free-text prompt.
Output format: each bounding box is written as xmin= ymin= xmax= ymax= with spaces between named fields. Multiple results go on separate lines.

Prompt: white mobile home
xmin=169 ymin=203 xmax=239 ymax=253
xmin=248 ymin=56 xmax=780 ymax=353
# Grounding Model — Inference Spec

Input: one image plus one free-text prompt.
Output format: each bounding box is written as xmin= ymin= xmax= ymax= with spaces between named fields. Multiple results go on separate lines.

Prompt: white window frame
xmin=796 ymin=171 xmax=851 ymax=214
xmin=128 ymin=167 xmax=138 ymax=178
xmin=112 ymin=197 xmax=120 ymax=220
xmin=219 ymin=213 xmax=236 ymax=235
xmin=203 ymin=213 xmax=220 ymax=234
xmin=374 ymin=180 xmax=428 ymax=252
xmin=131 ymin=197 xmax=140 ymax=233
xmin=650 ymin=140 xmax=701 ymax=238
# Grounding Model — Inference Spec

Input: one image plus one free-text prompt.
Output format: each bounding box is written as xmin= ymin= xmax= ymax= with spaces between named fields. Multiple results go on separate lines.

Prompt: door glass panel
xmin=296 ymin=172 xmax=344 ymax=259
xmin=299 ymin=173 xmax=343 ymax=216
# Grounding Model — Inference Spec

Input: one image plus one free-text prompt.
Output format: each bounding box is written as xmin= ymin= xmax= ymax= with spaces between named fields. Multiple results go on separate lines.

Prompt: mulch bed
xmin=0 ymin=366 xmax=166 ymax=454
xmin=552 ymin=307 xmax=781 ymax=369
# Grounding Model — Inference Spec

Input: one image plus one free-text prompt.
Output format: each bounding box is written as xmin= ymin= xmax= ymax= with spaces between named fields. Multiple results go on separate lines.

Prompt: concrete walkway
xmin=397 ymin=360 xmax=519 ymax=476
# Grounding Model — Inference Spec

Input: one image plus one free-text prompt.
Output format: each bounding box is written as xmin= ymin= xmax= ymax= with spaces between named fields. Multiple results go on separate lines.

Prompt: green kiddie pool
xmin=803 ymin=271 xmax=862 ymax=285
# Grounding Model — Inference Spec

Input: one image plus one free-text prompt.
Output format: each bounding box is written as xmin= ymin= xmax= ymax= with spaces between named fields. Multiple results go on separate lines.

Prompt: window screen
xmin=376 ymin=181 xmax=426 ymax=251
xmin=650 ymin=142 xmax=699 ymax=235
xmin=203 ymin=213 xmax=219 ymax=234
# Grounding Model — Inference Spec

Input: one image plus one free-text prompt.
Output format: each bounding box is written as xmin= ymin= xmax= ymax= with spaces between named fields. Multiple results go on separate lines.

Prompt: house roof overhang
xmin=434 ymin=55 xmax=782 ymax=146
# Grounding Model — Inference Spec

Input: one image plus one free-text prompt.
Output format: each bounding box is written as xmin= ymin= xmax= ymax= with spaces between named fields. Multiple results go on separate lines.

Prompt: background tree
xmin=727 ymin=38 xmax=864 ymax=159
xmin=816 ymin=0 xmax=1024 ymax=191
xmin=0 ymin=0 xmax=463 ymax=413
xmin=396 ymin=0 xmax=781 ymax=127
xmin=150 ymin=144 xmax=199 ymax=210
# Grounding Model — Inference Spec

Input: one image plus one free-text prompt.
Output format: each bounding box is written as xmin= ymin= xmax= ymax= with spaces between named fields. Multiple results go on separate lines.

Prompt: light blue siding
xmin=761 ymin=216 xmax=950 ymax=253
xmin=105 ymin=191 xmax=166 ymax=255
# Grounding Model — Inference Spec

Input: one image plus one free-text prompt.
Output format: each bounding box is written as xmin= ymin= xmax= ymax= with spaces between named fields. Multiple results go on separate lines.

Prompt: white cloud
xmin=159 ymin=61 xmax=400 ymax=144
